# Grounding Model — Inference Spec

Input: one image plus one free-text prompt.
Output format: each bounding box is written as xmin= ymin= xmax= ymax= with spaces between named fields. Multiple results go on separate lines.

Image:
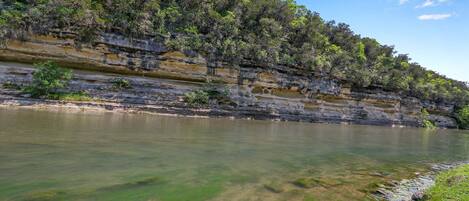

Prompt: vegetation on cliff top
xmin=1 ymin=0 xmax=468 ymax=108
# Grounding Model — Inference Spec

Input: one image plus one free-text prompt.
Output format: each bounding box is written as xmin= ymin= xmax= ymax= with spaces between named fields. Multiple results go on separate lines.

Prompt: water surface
xmin=0 ymin=108 xmax=468 ymax=201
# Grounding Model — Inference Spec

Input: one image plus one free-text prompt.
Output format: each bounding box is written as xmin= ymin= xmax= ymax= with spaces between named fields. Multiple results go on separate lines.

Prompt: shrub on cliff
xmin=456 ymin=105 xmax=469 ymax=129
xmin=423 ymin=120 xmax=436 ymax=129
xmin=184 ymin=83 xmax=232 ymax=107
xmin=201 ymin=83 xmax=231 ymax=103
xmin=110 ymin=77 xmax=132 ymax=90
xmin=25 ymin=61 xmax=72 ymax=98
xmin=184 ymin=90 xmax=209 ymax=106
xmin=421 ymin=109 xmax=436 ymax=129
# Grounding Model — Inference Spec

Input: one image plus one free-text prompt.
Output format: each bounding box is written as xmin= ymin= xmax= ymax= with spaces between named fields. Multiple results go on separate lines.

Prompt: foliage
xmin=1 ymin=81 xmax=21 ymax=90
xmin=423 ymin=119 xmax=436 ymax=129
xmin=111 ymin=77 xmax=132 ymax=90
xmin=0 ymin=0 xmax=104 ymax=44
xmin=47 ymin=91 xmax=92 ymax=101
xmin=24 ymin=61 xmax=72 ymax=98
xmin=456 ymin=105 xmax=469 ymax=129
xmin=184 ymin=83 xmax=231 ymax=106
xmin=24 ymin=61 xmax=92 ymax=101
xmin=2 ymin=0 xmax=469 ymax=107
xmin=201 ymin=83 xmax=230 ymax=103
xmin=425 ymin=165 xmax=469 ymax=201
xmin=421 ymin=109 xmax=436 ymax=129
xmin=184 ymin=90 xmax=209 ymax=106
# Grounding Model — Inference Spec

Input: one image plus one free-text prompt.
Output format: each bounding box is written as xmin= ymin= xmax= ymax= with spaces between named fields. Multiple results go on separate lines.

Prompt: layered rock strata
xmin=0 ymin=33 xmax=457 ymax=128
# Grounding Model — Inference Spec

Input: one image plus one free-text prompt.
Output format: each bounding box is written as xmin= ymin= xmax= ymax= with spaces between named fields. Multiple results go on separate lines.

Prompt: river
xmin=0 ymin=108 xmax=468 ymax=201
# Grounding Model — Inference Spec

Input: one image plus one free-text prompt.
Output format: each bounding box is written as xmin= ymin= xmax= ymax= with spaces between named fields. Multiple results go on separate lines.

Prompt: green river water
xmin=0 ymin=108 xmax=468 ymax=201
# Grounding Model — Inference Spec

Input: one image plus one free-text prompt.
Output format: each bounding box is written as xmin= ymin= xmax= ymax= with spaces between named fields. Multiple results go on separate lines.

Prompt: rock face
xmin=0 ymin=32 xmax=458 ymax=128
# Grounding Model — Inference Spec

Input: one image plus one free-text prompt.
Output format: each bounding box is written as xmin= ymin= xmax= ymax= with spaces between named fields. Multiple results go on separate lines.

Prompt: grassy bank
xmin=425 ymin=165 xmax=469 ymax=200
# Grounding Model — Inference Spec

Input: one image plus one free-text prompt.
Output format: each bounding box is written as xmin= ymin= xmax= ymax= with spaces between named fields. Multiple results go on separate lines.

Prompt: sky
xmin=296 ymin=0 xmax=469 ymax=82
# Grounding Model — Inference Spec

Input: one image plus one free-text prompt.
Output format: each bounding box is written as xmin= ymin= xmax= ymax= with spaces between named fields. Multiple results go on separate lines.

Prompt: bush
xmin=2 ymin=81 xmax=21 ymax=90
xmin=423 ymin=119 xmax=436 ymax=129
xmin=421 ymin=109 xmax=436 ymax=129
xmin=201 ymin=83 xmax=230 ymax=102
xmin=183 ymin=83 xmax=231 ymax=107
xmin=184 ymin=90 xmax=209 ymax=106
xmin=25 ymin=61 xmax=72 ymax=98
xmin=111 ymin=77 xmax=132 ymax=90
xmin=456 ymin=105 xmax=469 ymax=129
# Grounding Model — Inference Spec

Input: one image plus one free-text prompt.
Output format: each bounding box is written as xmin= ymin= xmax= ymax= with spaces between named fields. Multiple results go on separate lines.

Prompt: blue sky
xmin=296 ymin=0 xmax=469 ymax=82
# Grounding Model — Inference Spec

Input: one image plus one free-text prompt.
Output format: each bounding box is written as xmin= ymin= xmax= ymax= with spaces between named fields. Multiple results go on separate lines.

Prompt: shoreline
xmin=0 ymin=93 xmax=464 ymax=130
xmin=374 ymin=162 xmax=469 ymax=201
xmin=0 ymin=94 xmax=229 ymax=120
xmin=0 ymin=94 xmax=447 ymax=129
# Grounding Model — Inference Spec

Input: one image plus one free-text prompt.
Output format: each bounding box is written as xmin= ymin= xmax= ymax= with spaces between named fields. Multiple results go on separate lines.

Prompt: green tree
xmin=456 ymin=105 xmax=469 ymax=129
xmin=25 ymin=61 xmax=72 ymax=98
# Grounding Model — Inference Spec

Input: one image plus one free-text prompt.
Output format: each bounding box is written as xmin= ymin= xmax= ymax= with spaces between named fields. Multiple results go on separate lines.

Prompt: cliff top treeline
xmin=1 ymin=0 xmax=468 ymax=107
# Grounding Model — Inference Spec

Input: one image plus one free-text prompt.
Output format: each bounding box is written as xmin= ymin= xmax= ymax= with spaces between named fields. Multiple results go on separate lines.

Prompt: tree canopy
xmin=1 ymin=0 xmax=468 ymax=106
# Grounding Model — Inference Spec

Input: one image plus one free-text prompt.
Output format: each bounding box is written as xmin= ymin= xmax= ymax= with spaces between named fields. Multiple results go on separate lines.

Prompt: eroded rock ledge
xmin=0 ymin=33 xmax=458 ymax=128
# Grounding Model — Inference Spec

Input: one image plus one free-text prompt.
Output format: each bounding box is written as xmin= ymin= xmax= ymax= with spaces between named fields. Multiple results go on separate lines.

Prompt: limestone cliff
xmin=0 ymin=32 xmax=458 ymax=128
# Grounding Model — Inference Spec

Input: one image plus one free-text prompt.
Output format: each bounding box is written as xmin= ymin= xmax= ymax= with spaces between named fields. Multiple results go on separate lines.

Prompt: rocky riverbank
xmin=373 ymin=162 xmax=469 ymax=201
xmin=0 ymin=32 xmax=460 ymax=128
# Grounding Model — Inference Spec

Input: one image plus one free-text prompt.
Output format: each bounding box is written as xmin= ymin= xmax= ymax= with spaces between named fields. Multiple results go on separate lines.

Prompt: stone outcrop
xmin=0 ymin=32 xmax=458 ymax=128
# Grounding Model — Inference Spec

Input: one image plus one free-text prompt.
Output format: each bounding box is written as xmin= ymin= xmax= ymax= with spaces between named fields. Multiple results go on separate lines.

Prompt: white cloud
xmin=419 ymin=0 xmax=435 ymax=7
xmin=399 ymin=0 xmax=410 ymax=5
xmin=416 ymin=0 xmax=450 ymax=8
xmin=418 ymin=13 xmax=452 ymax=20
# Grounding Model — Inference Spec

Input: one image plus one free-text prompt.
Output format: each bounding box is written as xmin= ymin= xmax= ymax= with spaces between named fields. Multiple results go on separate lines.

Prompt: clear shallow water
xmin=0 ymin=108 xmax=468 ymax=201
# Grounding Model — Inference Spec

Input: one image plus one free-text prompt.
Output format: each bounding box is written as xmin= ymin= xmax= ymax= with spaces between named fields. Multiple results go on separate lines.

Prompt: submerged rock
xmin=263 ymin=182 xmax=285 ymax=193
xmin=293 ymin=178 xmax=321 ymax=188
